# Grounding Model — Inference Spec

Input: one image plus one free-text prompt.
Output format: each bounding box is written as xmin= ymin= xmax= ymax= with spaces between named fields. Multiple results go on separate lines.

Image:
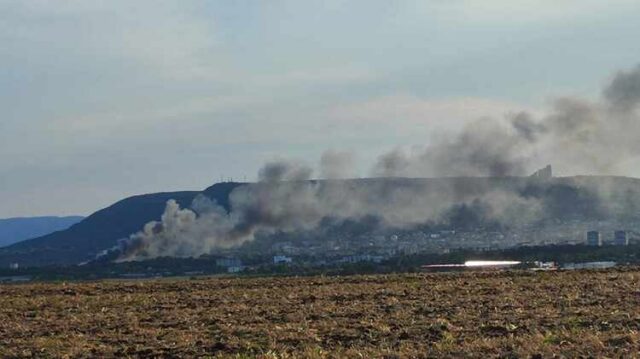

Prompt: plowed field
xmin=1 ymin=269 xmax=640 ymax=358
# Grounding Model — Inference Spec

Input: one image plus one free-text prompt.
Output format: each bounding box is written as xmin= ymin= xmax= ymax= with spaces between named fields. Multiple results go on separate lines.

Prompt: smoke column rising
xmin=118 ymin=64 xmax=640 ymax=261
xmin=372 ymin=65 xmax=640 ymax=178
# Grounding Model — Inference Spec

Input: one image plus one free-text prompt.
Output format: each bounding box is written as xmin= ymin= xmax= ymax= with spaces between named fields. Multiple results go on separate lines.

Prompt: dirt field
xmin=1 ymin=269 xmax=640 ymax=358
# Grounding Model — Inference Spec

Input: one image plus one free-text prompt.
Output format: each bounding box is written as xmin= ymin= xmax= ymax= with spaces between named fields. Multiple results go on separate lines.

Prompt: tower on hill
xmin=530 ymin=165 xmax=552 ymax=180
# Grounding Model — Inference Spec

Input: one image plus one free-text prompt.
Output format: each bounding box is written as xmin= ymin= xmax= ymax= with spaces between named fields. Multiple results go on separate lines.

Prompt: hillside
xmin=0 ymin=216 xmax=84 ymax=248
xmin=0 ymin=192 xmax=198 ymax=267
xmin=0 ymin=182 xmax=245 ymax=268
xmin=1 ymin=176 xmax=640 ymax=267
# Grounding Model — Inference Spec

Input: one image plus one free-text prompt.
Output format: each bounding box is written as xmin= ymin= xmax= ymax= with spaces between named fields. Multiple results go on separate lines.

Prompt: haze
xmin=2 ymin=0 xmax=640 ymax=217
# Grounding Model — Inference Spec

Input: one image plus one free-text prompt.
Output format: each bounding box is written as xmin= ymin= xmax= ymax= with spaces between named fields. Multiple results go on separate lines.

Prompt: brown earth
xmin=1 ymin=269 xmax=640 ymax=358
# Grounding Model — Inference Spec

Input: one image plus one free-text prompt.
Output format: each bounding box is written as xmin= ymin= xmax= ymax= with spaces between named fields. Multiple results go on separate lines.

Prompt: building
xmin=562 ymin=261 xmax=616 ymax=270
xmin=614 ymin=230 xmax=628 ymax=246
xmin=532 ymin=261 xmax=557 ymax=271
xmin=586 ymin=231 xmax=601 ymax=246
xmin=340 ymin=254 xmax=385 ymax=264
xmin=0 ymin=275 xmax=31 ymax=283
xmin=271 ymin=242 xmax=300 ymax=255
xmin=530 ymin=165 xmax=552 ymax=180
xmin=273 ymin=255 xmax=292 ymax=264
xmin=216 ymin=257 xmax=242 ymax=268
xmin=227 ymin=266 xmax=244 ymax=273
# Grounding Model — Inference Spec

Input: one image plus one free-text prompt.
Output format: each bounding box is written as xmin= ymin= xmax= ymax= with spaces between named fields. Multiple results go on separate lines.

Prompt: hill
xmin=0 ymin=192 xmax=197 ymax=267
xmin=0 ymin=216 xmax=84 ymax=248
xmin=1 ymin=176 xmax=640 ymax=267
xmin=0 ymin=182 xmax=244 ymax=268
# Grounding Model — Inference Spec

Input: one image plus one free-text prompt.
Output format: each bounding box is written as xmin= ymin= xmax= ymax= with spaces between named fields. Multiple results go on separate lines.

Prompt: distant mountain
xmin=1 ymin=176 xmax=640 ymax=268
xmin=0 ymin=216 xmax=84 ymax=248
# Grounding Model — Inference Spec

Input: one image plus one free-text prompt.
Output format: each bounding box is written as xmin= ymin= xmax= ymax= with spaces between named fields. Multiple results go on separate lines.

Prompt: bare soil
xmin=1 ymin=269 xmax=640 ymax=358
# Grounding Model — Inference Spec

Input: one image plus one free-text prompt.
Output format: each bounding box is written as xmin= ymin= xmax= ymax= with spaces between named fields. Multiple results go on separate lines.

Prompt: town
xmin=203 ymin=223 xmax=636 ymax=273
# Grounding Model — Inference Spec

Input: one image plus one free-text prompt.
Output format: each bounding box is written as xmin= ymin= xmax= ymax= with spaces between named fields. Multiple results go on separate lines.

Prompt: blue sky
xmin=1 ymin=0 xmax=640 ymax=217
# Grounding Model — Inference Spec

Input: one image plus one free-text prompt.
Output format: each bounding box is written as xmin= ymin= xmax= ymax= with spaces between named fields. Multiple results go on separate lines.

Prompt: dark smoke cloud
xmin=604 ymin=65 xmax=640 ymax=112
xmin=372 ymin=118 xmax=532 ymax=177
xmin=510 ymin=112 xmax=546 ymax=142
xmin=118 ymin=64 xmax=640 ymax=261
xmin=258 ymin=160 xmax=313 ymax=182
xmin=374 ymin=64 xmax=640 ymax=178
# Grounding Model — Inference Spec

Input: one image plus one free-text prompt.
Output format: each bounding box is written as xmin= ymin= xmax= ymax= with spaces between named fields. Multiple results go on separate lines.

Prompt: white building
xmin=273 ymin=255 xmax=292 ymax=264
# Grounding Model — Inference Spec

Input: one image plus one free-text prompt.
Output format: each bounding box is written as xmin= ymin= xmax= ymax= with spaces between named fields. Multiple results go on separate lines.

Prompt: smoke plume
xmin=118 ymin=64 xmax=640 ymax=261
xmin=320 ymin=150 xmax=356 ymax=179
xmin=371 ymin=64 xmax=640 ymax=178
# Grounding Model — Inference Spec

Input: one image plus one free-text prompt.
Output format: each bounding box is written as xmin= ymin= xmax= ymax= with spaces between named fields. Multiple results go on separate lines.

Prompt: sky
xmin=1 ymin=0 xmax=640 ymax=217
